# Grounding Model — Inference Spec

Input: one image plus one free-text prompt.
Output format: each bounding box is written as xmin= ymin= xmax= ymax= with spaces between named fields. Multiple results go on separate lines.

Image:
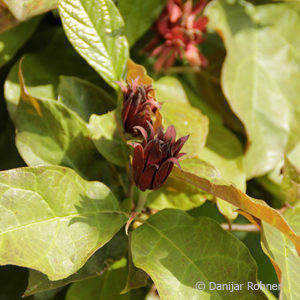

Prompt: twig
xmin=221 ymin=223 xmax=259 ymax=232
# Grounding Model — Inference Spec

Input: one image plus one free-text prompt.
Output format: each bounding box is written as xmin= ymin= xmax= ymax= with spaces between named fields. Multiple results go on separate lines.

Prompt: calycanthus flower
xmin=130 ymin=123 xmax=189 ymax=191
xmin=118 ymin=79 xmax=160 ymax=136
xmin=145 ymin=0 xmax=208 ymax=72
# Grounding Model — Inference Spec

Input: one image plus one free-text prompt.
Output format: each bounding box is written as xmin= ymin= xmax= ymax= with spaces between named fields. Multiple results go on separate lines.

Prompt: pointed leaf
xmin=58 ymin=0 xmax=129 ymax=89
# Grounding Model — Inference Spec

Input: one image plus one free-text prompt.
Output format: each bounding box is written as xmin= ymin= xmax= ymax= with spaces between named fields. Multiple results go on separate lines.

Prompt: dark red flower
xmin=130 ymin=124 xmax=189 ymax=191
xmin=145 ymin=0 xmax=208 ymax=72
xmin=118 ymin=79 xmax=159 ymax=136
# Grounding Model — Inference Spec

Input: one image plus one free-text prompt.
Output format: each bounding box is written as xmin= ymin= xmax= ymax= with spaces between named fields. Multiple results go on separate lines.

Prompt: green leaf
xmin=3 ymin=0 xmax=57 ymax=20
xmin=0 ymin=16 xmax=40 ymax=67
xmin=66 ymin=267 xmax=144 ymax=300
xmin=16 ymin=93 xmax=97 ymax=178
xmin=156 ymin=76 xmax=209 ymax=157
xmin=206 ymin=1 xmax=300 ymax=178
xmin=58 ymin=76 xmax=115 ymax=123
xmin=118 ymin=0 xmax=166 ymax=46
xmin=146 ymin=175 xmax=208 ymax=211
xmin=4 ymin=28 xmax=104 ymax=122
xmin=0 ymin=166 xmax=127 ymax=280
xmin=122 ymin=233 xmax=148 ymax=294
xmin=89 ymin=109 xmax=128 ymax=167
xmin=24 ymin=230 xmax=128 ymax=296
xmin=281 ymin=157 xmax=300 ymax=205
xmin=131 ymin=209 xmax=266 ymax=299
xmin=58 ymin=0 xmax=129 ymax=88
xmin=261 ymin=207 xmax=300 ymax=300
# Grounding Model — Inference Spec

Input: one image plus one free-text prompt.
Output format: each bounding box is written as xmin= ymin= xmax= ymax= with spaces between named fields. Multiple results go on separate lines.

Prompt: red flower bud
xmin=118 ymin=79 xmax=159 ymax=136
xmin=130 ymin=124 xmax=189 ymax=191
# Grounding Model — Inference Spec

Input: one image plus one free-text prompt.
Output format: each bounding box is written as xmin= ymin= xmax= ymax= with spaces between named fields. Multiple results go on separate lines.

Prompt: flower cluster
xmin=145 ymin=0 xmax=208 ymax=72
xmin=119 ymin=79 xmax=189 ymax=191
xmin=118 ymin=79 xmax=159 ymax=136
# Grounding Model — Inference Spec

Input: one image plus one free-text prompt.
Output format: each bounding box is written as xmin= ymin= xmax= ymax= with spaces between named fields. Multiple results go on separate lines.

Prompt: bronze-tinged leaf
xmin=18 ymin=58 xmax=42 ymax=116
xmin=172 ymin=165 xmax=300 ymax=255
xmin=126 ymin=59 xmax=153 ymax=87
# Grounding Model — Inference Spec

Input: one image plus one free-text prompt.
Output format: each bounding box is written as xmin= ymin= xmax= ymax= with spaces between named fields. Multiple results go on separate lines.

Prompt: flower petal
xmin=172 ymin=134 xmax=189 ymax=156
xmin=164 ymin=125 xmax=176 ymax=143
xmin=152 ymin=159 xmax=175 ymax=189
xmin=138 ymin=165 xmax=158 ymax=191
xmin=132 ymin=143 xmax=145 ymax=184
xmin=168 ymin=0 xmax=183 ymax=23
xmin=147 ymin=141 xmax=162 ymax=165
xmin=133 ymin=126 xmax=148 ymax=143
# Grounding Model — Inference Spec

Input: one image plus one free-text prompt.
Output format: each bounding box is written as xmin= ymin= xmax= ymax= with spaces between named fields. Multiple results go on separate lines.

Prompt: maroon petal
xmin=132 ymin=143 xmax=145 ymax=184
xmin=147 ymin=141 xmax=162 ymax=165
xmin=138 ymin=165 xmax=158 ymax=191
xmin=171 ymin=135 xmax=189 ymax=156
xmin=164 ymin=125 xmax=176 ymax=143
xmin=152 ymin=158 xmax=176 ymax=189
xmin=157 ymin=127 xmax=164 ymax=140
xmin=146 ymin=121 xmax=155 ymax=140
xmin=122 ymin=100 xmax=131 ymax=125
xmin=144 ymin=139 xmax=156 ymax=162
xmin=133 ymin=126 xmax=148 ymax=143
xmin=176 ymin=152 xmax=186 ymax=159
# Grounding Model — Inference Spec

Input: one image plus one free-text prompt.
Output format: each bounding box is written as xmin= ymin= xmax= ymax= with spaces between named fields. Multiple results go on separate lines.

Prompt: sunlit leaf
xmin=0 ymin=166 xmax=127 ymax=280
xmin=281 ymin=157 xmax=300 ymax=205
xmin=131 ymin=209 xmax=266 ymax=299
xmin=3 ymin=0 xmax=57 ymax=21
xmin=261 ymin=207 xmax=300 ymax=300
xmin=58 ymin=0 xmax=129 ymax=89
xmin=24 ymin=230 xmax=128 ymax=296
xmin=126 ymin=59 xmax=153 ymax=86
xmin=206 ymin=1 xmax=300 ymax=178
